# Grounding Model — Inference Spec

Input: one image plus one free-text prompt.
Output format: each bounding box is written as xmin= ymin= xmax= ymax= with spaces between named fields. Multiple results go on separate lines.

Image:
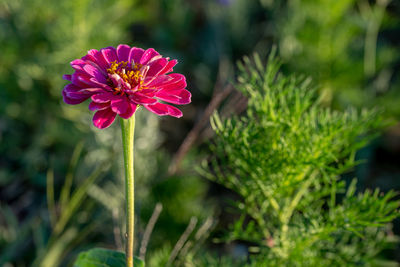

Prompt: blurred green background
xmin=0 ymin=0 xmax=399 ymax=266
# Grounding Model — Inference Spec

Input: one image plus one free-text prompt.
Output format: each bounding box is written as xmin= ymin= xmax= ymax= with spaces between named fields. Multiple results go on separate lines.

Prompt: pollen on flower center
xmin=106 ymin=61 xmax=144 ymax=94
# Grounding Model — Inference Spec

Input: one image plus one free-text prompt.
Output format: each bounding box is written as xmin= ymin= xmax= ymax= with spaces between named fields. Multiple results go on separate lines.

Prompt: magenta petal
xmin=143 ymin=102 xmax=168 ymax=115
xmin=72 ymin=72 xmax=99 ymax=88
xmin=71 ymin=72 xmax=89 ymax=88
xmin=156 ymin=89 xmax=191 ymax=104
xmin=161 ymin=79 xmax=187 ymax=91
xmin=80 ymin=87 xmax=106 ymax=93
xmin=145 ymin=75 xmax=174 ymax=87
xmin=87 ymin=49 xmax=109 ymax=70
xmin=89 ymin=101 xmax=109 ymax=111
xmin=93 ymin=108 xmax=117 ymax=129
xmin=146 ymin=58 xmax=168 ymax=77
xmin=144 ymin=102 xmax=183 ymax=117
xmin=81 ymin=54 xmax=93 ymax=63
xmin=63 ymin=74 xmax=72 ymax=81
xmin=146 ymin=74 xmax=186 ymax=91
xmin=147 ymin=73 xmax=185 ymax=87
xmin=89 ymin=78 xmax=113 ymax=90
xmin=70 ymin=59 xmax=86 ymax=71
xmin=158 ymin=59 xmax=178 ymax=75
xmin=63 ymin=84 xmax=98 ymax=99
xmin=140 ymin=48 xmax=159 ymax=65
xmin=128 ymin=47 xmax=145 ymax=64
xmin=119 ymin=103 xmax=137 ymax=119
xmin=101 ymin=47 xmax=118 ymax=65
xmin=139 ymin=89 xmax=157 ymax=96
xmin=70 ymin=71 xmax=111 ymax=91
xmin=165 ymin=105 xmax=183 ymax=117
xmin=66 ymin=90 xmax=92 ymax=99
xmin=63 ymin=90 xmax=90 ymax=105
xmin=166 ymin=73 xmax=186 ymax=82
xmin=83 ymin=64 xmax=107 ymax=83
xmin=130 ymin=93 xmax=157 ymax=105
xmin=117 ymin=44 xmax=131 ymax=62
xmin=111 ymin=97 xmax=129 ymax=114
xmin=71 ymin=59 xmax=86 ymax=65
xmin=64 ymin=83 xmax=81 ymax=93
xmin=91 ymin=92 xmax=117 ymax=103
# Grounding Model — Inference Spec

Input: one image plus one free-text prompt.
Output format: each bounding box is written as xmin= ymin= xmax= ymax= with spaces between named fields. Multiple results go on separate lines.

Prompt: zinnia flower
xmin=62 ymin=45 xmax=191 ymax=129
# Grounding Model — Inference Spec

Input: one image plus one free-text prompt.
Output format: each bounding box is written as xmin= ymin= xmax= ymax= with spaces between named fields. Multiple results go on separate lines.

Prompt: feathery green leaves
xmin=203 ymin=51 xmax=399 ymax=265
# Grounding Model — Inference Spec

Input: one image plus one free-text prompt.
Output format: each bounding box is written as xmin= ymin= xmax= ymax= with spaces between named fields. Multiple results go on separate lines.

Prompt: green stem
xmin=360 ymin=0 xmax=390 ymax=77
xmin=120 ymin=115 xmax=135 ymax=267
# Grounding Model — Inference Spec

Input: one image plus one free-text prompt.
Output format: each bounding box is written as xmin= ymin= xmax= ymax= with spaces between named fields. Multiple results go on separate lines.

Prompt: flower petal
xmin=63 ymin=83 xmax=81 ymax=94
xmin=71 ymin=72 xmax=97 ymax=88
xmin=146 ymin=58 xmax=168 ymax=77
xmin=83 ymin=64 xmax=107 ymax=83
xmin=158 ymin=59 xmax=177 ymax=75
xmin=91 ymin=92 xmax=118 ymax=103
xmin=87 ymin=49 xmax=109 ymax=70
xmin=70 ymin=59 xmax=86 ymax=71
xmin=111 ymin=97 xmax=130 ymax=114
xmin=117 ymin=44 xmax=131 ymax=62
xmin=160 ymin=77 xmax=187 ymax=91
xmin=71 ymin=71 xmax=111 ymax=90
xmin=139 ymin=89 xmax=158 ymax=96
xmin=144 ymin=74 xmax=174 ymax=87
xmin=89 ymin=101 xmax=109 ymax=111
xmin=119 ymin=103 xmax=137 ymax=119
xmin=62 ymin=90 xmax=90 ymax=105
xmin=128 ymin=47 xmax=145 ymax=65
xmin=64 ymin=84 xmax=100 ymax=99
xmin=155 ymin=89 xmax=191 ymax=105
xmin=140 ymin=48 xmax=159 ymax=65
xmin=63 ymin=74 xmax=72 ymax=81
xmin=89 ymin=78 xmax=113 ymax=90
xmin=144 ymin=102 xmax=183 ymax=117
xmin=93 ymin=108 xmax=117 ymax=129
xmin=147 ymin=73 xmax=185 ymax=87
xmin=101 ymin=47 xmax=118 ymax=66
xmin=130 ymin=92 xmax=157 ymax=105
xmin=81 ymin=87 xmax=107 ymax=93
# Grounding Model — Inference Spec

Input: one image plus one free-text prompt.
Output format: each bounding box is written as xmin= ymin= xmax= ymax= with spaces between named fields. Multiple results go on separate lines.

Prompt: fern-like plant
xmin=201 ymin=51 xmax=399 ymax=266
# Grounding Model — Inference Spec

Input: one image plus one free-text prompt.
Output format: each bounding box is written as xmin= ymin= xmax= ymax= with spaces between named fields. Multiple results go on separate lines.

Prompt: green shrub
xmin=201 ymin=52 xmax=399 ymax=266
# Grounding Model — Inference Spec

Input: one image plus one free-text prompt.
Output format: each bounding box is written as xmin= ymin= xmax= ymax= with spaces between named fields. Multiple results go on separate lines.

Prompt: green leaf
xmin=73 ymin=248 xmax=144 ymax=267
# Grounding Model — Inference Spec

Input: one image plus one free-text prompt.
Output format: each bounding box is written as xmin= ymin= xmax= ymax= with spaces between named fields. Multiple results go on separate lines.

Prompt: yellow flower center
xmin=106 ymin=61 xmax=143 ymax=94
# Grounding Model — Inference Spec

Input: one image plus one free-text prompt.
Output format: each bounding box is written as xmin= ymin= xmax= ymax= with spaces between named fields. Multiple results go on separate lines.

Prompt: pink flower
xmin=62 ymin=45 xmax=191 ymax=129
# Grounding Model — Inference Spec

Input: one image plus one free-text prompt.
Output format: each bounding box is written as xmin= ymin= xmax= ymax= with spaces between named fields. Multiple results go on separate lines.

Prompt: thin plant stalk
xmin=120 ymin=115 xmax=135 ymax=267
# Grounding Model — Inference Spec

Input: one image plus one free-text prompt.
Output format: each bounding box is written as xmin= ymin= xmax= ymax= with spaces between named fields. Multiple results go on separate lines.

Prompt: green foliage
xmin=146 ymin=245 xmax=171 ymax=267
xmin=38 ymin=160 xmax=109 ymax=267
xmin=202 ymin=52 xmax=400 ymax=265
xmin=275 ymin=0 xmax=400 ymax=116
xmin=177 ymin=252 xmax=243 ymax=267
xmin=73 ymin=248 xmax=144 ymax=267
